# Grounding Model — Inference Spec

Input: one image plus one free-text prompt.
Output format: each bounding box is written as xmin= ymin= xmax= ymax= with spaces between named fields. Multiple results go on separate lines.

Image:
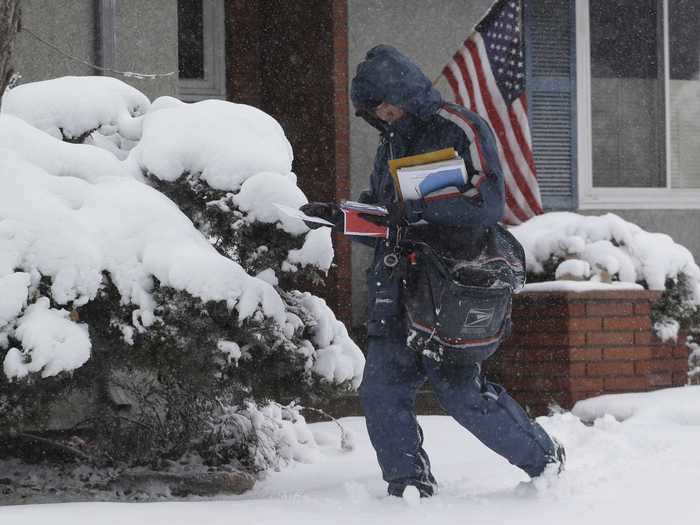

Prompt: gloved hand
xmin=299 ymin=202 xmax=344 ymax=230
xmin=359 ymin=200 xmax=407 ymax=227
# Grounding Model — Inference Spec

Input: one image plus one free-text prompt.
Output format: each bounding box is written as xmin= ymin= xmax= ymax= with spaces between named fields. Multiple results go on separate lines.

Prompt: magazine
xmin=396 ymin=158 xmax=468 ymax=201
xmin=388 ymin=148 xmax=469 ymax=201
xmin=340 ymin=201 xmax=388 ymax=238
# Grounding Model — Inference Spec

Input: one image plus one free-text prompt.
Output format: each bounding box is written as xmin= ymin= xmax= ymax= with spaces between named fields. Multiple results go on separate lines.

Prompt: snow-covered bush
xmin=1 ymin=76 xmax=148 ymax=158
xmin=0 ymin=77 xmax=363 ymax=469
xmin=200 ymin=401 xmax=321 ymax=473
xmin=511 ymin=212 xmax=700 ymax=383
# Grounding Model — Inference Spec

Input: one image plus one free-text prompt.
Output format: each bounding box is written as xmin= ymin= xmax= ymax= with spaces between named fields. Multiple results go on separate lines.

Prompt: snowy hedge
xmin=0 ymin=77 xmax=363 ymax=470
xmin=511 ymin=212 xmax=700 ymax=383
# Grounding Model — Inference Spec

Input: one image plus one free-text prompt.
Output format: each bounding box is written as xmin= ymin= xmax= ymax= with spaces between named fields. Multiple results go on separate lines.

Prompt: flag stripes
xmin=440 ymin=0 xmax=543 ymax=224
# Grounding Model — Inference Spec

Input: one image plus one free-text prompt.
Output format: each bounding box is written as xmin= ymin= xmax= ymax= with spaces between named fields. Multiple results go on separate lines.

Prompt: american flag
xmin=441 ymin=0 xmax=543 ymax=224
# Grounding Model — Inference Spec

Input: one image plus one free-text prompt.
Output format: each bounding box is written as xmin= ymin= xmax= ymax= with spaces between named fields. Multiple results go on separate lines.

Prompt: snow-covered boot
xmin=546 ymin=436 xmax=566 ymax=475
xmin=387 ymin=480 xmax=435 ymax=499
xmin=514 ymin=437 xmax=566 ymax=494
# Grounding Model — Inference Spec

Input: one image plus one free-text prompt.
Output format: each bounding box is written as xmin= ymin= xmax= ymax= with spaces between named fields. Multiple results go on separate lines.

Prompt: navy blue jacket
xmin=351 ymin=45 xmax=506 ymax=337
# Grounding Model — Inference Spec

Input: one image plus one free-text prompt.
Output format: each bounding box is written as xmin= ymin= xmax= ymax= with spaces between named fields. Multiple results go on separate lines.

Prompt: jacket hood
xmin=351 ymin=45 xmax=443 ymax=122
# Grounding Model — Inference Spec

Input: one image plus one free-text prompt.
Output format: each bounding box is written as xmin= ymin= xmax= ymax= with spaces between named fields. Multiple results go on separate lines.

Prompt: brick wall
xmin=484 ymin=290 xmax=690 ymax=416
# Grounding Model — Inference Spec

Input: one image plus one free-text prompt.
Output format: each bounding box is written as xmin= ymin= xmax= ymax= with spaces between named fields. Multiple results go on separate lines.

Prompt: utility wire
xmin=22 ymin=26 xmax=176 ymax=80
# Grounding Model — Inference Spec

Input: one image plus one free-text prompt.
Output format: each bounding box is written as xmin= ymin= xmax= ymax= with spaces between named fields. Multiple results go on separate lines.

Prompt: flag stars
xmin=464 ymin=1 xmax=525 ymax=102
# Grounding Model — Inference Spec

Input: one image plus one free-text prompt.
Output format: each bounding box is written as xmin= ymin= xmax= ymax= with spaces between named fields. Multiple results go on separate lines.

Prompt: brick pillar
xmin=330 ymin=0 xmax=352 ymax=326
xmin=224 ymin=1 xmax=352 ymax=327
xmin=225 ymin=1 xmax=263 ymax=107
xmin=484 ymin=290 xmax=690 ymax=416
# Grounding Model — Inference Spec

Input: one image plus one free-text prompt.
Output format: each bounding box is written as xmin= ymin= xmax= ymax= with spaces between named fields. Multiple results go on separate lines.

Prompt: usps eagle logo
xmin=464 ymin=307 xmax=495 ymax=328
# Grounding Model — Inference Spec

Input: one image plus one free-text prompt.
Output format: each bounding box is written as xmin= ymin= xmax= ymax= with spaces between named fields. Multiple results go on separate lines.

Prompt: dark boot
xmin=543 ymin=436 xmax=566 ymax=475
xmin=387 ymin=479 xmax=436 ymax=498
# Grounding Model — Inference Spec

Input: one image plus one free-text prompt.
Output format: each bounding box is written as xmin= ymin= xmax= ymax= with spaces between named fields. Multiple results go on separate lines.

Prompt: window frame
xmin=177 ymin=0 xmax=226 ymax=102
xmin=576 ymin=0 xmax=700 ymax=209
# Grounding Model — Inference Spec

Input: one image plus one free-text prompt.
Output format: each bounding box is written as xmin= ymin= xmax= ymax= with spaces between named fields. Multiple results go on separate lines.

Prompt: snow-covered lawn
xmin=2 ymin=386 xmax=699 ymax=525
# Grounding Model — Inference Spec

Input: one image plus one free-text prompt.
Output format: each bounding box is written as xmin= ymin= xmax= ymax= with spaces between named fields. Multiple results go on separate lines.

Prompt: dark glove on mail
xmin=359 ymin=200 xmax=407 ymax=227
xmin=299 ymin=202 xmax=344 ymax=230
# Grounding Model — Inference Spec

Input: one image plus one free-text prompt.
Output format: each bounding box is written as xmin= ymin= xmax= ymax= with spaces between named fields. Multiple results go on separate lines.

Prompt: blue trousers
xmin=359 ymin=332 xmax=556 ymax=491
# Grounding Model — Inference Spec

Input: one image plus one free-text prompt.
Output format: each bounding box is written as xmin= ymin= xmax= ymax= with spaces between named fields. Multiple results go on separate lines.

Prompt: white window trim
xmin=178 ymin=0 xmax=226 ymax=102
xmin=576 ymin=0 xmax=700 ymax=209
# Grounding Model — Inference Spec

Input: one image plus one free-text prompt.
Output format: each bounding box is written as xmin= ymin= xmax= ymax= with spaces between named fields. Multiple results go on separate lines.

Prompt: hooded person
xmin=301 ymin=45 xmax=564 ymax=498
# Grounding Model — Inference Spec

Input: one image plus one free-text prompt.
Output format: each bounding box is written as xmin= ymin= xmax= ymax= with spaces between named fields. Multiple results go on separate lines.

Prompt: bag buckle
xmin=383 ymin=253 xmax=399 ymax=268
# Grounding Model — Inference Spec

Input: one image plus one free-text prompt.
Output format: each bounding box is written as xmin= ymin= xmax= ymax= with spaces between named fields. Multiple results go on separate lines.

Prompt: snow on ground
xmin=572 ymin=385 xmax=700 ymax=424
xmin=3 ymin=387 xmax=700 ymax=525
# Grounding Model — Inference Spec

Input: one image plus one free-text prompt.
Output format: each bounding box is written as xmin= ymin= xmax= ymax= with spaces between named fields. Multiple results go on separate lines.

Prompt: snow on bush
xmin=554 ymin=258 xmax=591 ymax=281
xmin=130 ymin=98 xmax=333 ymax=273
xmin=0 ymin=114 xmax=128 ymax=181
xmin=688 ymin=336 xmax=700 ymax=385
xmin=0 ymin=147 xmax=283 ymax=333
xmin=512 ymin=212 xmax=700 ymax=382
xmin=3 ymin=298 xmax=91 ymax=380
xmin=299 ymin=293 xmax=364 ymax=388
xmin=1 ymin=76 xmax=149 ymax=158
xmin=653 ymin=319 xmax=680 ymax=343
xmin=204 ymin=401 xmax=322 ymax=473
xmin=0 ymin=77 xmax=363 ymax=471
xmin=511 ymin=212 xmax=700 ymax=295
xmin=128 ymin=98 xmax=293 ymax=192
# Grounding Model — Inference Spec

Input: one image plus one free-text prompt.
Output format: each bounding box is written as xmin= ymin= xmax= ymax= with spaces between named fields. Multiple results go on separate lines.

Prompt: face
xmin=374 ymin=102 xmax=405 ymax=124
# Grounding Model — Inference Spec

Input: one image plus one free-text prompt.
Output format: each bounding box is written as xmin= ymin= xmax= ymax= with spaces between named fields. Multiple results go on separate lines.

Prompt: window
xmin=525 ymin=0 xmax=577 ymax=210
xmin=577 ymin=0 xmax=700 ymax=208
xmin=669 ymin=0 xmax=700 ymax=189
xmin=177 ymin=0 xmax=226 ymax=101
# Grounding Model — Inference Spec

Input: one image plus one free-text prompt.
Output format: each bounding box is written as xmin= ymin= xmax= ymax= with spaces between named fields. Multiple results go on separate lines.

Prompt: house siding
xmin=12 ymin=0 xmax=177 ymax=101
xmin=14 ymin=0 xmax=97 ymax=81
xmin=581 ymin=209 xmax=700 ymax=261
xmin=107 ymin=0 xmax=178 ymax=101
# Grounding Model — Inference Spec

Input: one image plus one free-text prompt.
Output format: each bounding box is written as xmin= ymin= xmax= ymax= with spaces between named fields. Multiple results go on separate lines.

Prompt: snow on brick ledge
xmin=483 ymin=289 xmax=690 ymax=416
